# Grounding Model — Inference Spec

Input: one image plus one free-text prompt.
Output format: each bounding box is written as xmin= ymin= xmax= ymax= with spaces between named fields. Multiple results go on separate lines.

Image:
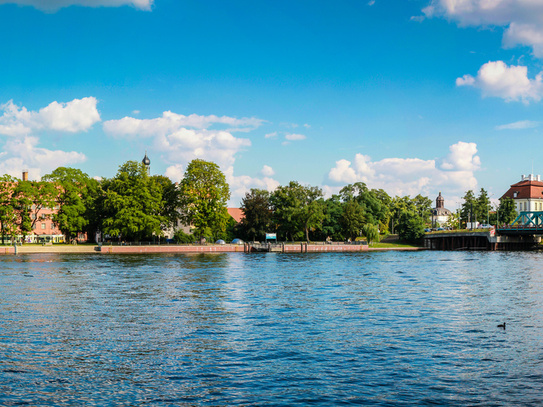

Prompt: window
xmin=41 ymin=223 xmax=46 ymax=230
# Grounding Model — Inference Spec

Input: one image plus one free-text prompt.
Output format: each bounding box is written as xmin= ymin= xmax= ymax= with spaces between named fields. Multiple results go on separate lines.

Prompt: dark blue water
xmin=1 ymin=251 xmax=543 ymax=406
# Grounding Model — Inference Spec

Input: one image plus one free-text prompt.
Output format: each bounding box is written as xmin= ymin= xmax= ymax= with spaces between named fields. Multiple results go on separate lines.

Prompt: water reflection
xmin=1 ymin=251 xmax=543 ymax=405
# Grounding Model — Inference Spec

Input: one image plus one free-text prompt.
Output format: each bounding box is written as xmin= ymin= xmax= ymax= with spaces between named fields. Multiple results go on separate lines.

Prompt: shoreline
xmin=0 ymin=243 xmax=425 ymax=255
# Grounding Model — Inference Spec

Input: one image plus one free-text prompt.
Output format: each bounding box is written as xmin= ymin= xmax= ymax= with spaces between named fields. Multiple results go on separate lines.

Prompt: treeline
xmin=237 ymin=182 xmax=433 ymax=243
xmin=458 ymin=188 xmax=517 ymax=227
xmin=0 ymin=158 xmax=436 ymax=244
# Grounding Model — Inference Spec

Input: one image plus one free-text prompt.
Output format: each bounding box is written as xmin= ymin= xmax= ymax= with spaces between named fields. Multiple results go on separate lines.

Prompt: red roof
xmin=501 ymin=179 xmax=543 ymax=200
xmin=227 ymin=208 xmax=245 ymax=223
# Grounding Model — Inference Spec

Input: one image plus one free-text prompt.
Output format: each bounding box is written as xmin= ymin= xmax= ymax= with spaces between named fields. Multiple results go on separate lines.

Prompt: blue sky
xmin=1 ymin=0 xmax=543 ymax=207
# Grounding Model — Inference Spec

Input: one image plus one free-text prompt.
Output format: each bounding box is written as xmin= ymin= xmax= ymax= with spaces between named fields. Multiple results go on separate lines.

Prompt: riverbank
xmin=0 ymin=242 xmax=425 ymax=255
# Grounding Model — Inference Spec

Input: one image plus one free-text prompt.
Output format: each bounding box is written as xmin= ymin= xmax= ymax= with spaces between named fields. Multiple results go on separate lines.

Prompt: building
xmin=501 ymin=174 xmax=543 ymax=213
xmin=431 ymin=192 xmax=452 ymax=227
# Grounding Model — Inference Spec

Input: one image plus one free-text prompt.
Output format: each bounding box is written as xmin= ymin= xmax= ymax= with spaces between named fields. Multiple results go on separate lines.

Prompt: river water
xmin=1 ymin=251 xmax=543 ymax=406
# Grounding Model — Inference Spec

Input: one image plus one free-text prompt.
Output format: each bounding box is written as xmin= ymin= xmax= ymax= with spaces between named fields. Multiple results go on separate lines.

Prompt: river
xmin=1 ymin=251 xmax=542 ymax=406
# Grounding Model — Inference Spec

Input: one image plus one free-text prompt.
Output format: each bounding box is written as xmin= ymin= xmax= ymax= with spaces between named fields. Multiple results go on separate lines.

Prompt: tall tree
xmin=476 ymin=188 xmax=492 ymax=224
xmin=100 ymin=161 xmax=165 ymax=241
xmin=43 ymin=167 xmax=99 ymax=242
xmin=0 ymin=175 xmax=18 ymax=244
xmin=340 ymin=200 xmax=365 ymax=241
xmin=460 ymin=190 xmax=477 ymax=227
xmin=239 ymin=188 xmax=272 ymax=241
xmin=178 ymin=159 xmax=230 ymax=240
xmin=270 ymin=181 xmax=325 ymax=242
xmin=498 ymin=197 xmax=517 ymax=225
xmin=150 ymin=174 xmax=181 ymax=231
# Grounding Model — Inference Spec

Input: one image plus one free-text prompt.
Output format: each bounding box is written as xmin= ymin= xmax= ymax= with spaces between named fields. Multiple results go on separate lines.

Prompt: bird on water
xmin=497 ymin=322 xmax=506 ymax=329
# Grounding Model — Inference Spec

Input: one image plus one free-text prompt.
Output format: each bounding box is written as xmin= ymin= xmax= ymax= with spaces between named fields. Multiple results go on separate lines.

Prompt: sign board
xmin=265 ymin=233 xmax=277 ymax=240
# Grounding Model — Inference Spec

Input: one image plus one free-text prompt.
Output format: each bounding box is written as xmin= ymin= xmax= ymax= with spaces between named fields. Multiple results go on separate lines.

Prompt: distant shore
xmin=0 ymin=242 xmax=424 ymax=255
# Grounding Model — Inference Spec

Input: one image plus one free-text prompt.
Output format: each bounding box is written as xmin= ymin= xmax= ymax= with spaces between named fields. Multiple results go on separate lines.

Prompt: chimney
xmin=22 ymin=171 xmax=28 ymax=181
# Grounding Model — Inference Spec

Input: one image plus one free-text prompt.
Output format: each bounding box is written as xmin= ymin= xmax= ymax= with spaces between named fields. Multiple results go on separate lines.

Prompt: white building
xmin=501 ymin=174 xmax=543 ymax=213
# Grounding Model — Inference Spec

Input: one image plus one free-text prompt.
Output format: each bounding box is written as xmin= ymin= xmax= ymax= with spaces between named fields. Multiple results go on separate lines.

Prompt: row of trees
xmin=237 ymin=182 xmax=432 ymax=243
xmin=459 ymin=188 xmax=517 ymax=227
xmin=0 ymin=157 xmax=519 ymax=245
xmin=0 ymin=159 xmax=231 ymax=244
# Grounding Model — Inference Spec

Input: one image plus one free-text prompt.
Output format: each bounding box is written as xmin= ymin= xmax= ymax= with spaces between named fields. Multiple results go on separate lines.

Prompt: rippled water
xmin=1 ymin=251 xmax=543 ymax=405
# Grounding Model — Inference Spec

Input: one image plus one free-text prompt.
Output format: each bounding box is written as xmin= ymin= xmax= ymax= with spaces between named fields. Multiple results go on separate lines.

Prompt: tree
xmin=100 ymin=161 xmax=166 ymax=241
xmin=239 ymin=188 xmax=272 ymax=241
xmin=0 ymin=175 xmax=18 ymax=244
xmin=476 ymin=188 xmax=492 ymax=225
xmin=270 ymin=181 xmax=325 ymax=242
xmin=460 ymin=190 xmax=477 ymax=227
xmin=43 ymin=167 xmax=100 ymax=242
xmin=318 ymin=195 xmax=345 ymax=241
xmin=150 ymin=174 xmax=180 ymax=231
xmin=178 ymin=159 xmax=230 ymax=240
xmin=340 ymin=200 xmax=365 ymax=241
xmin=362 ymin=223 xmax=379 ymax=245
xmin=396 ymin=210 xmax=425 ymax=243
xmin=498 ymin=197 xmax=517 ymax=225
xmin=413 ymin=194 xmax=432 ymax=224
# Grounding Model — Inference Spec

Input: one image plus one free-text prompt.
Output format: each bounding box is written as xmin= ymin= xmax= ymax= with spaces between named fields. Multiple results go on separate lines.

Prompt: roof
xmin=501 ymin=179 xmax=543 ymax=200
xmin=227 ymin=208 xmax=245 ymax=223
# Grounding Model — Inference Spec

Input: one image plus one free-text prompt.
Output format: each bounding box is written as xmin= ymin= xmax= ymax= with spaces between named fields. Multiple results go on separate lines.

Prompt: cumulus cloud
xmin=456 ymin=61 xmax=543 ymax=103
xmin=0 ymin=136 xmax=86 ymax=180
xmin=326 ymin=141 xmax=480 ymax=197
xmin=0 ymin=97 xmax=100 ymax=136
xmin=424 ymin=0 xmax=543 ymax=57
xmin=495 ymin=120 xmax=539 ymax=130
xmin=261 ymin=165 xmax=275 ymax=177
xmin=0 ymin=0 xmax=154 ymax=12
xmin=103 ymin=111 xmax=263 ymax=170
xmin=224 ymin=166 xmax=280 ymax=206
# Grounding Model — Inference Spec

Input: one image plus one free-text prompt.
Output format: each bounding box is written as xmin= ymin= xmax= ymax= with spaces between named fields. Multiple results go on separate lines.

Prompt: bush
xmin=174 ymin=230 xmax=196 ymax=244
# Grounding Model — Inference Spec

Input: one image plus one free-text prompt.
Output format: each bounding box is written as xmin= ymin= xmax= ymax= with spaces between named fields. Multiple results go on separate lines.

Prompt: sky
xmin=1 ymin=0 xmax=543 ymax=208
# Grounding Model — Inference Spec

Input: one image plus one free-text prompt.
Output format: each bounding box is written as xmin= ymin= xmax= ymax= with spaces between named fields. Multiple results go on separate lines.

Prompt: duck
xmin=497 ymin=322 xmax=506 ymax=329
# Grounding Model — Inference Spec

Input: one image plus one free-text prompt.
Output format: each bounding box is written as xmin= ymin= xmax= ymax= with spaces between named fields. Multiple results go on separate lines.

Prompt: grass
xmin=370 ymin=241 xmax=422 ymax=249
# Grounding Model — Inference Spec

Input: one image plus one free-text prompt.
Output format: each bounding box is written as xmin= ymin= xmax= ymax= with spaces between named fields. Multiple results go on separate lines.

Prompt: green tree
xmin=413 ymin=194 xmax=432 ymax=224
xmin=318 ymin=195 xmax=345 ymax=241
xmin=0 ymin=175 xmax=18 ymax=244
xmin=340 ymin=200 xmax=365 ymax=241
xmin=396 ymin=210 xmax=425 ymax=243
xmin=100 ymin=161 xmax=165 ymax=241
xmin=150 ymin=174 xmax=181 ymax=231
xmin=270 ymin=181 xmax=325 ymax=242
xmin=239 ymin=188 xmax=272 ymax=241
xmin=178 ymin=159 xmax=230 ymax=240
xmin=460 ymin=190 xmax=477 ymax=227
xmin=43 ymin=167 xmax=100 ymax=242
xmin=475 ymin=188 xmax=492 ymax=225
xmin=498 ymin=197 xmax=517 ymax=225
xmin=362 ymin=223 xmax=379 ymax=245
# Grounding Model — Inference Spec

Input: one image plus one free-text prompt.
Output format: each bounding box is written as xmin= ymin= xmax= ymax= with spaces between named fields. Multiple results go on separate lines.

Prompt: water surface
xmin=1 ymin=251 xmax=542 ymax=405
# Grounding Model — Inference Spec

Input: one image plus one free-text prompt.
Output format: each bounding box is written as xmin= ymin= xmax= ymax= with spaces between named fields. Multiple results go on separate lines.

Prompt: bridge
xmin=497 ymin=211 xmax=543 ymax=235
xmin=425 ymin=211 xmax=543 ymax=250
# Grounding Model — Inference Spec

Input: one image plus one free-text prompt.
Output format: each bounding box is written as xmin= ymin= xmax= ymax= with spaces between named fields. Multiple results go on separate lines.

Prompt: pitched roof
xmin=227 ymin=208 xmax=245 ymax=223
xmin=501 ymin=178 xmax=543 ymax=200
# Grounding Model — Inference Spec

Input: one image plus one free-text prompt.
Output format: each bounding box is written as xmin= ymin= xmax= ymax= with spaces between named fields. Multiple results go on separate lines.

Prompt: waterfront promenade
xmin=0 ymin=243 xmax=424 ymax=255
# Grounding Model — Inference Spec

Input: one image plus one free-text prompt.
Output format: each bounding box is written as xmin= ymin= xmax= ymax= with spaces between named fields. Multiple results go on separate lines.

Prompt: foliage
xmin=0 ymin=175 xmax=18 ymax=243
xmin=178 ymin=159 xmax=230 ymax=240
xmin=270 ymin=181 xmax=325 ymax=242
xmin=340 ymin=200 xmax=365 ymax=241
xmin=362 ymin=223 xmax=380 ymax=245
xmin=239 ymin=188 xmax=272 ymax=241
xmin=498 ymin=197 xmax=518 ymax=225
xmin=476 ymin=188 xmax=492 ymax=225
xmin=100 ymin=161 xmax=166 ymax=241
xmin=396 ymin=211 xmax=425 ymax=243
xmin=318 ymin=195 xmax=345 ymax=241
xmin=460 ymin=190 xmax=477 ymax=226
xmin=43 ymin=167 xmax=99 ymax=242
xmin=150 ymin=174 xmax=180 ymax=230
xmin=174 ymin=229 xmax=196 ymax=244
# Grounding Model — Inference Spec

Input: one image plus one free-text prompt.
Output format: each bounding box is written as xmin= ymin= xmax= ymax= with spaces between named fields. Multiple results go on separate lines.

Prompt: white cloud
xmin=265 ymin=132 xmax=278 ymax=139
xmin=0 ymin=0 xmax=154 ymax=12
xmin=165 ymin=164 xmax=184 ymax=183
xmin=495 ymin=120 xmax=539 ymax=130
xmin=456 ymin=61 xmax=543 ymax=103
xmin=424 ymin=0 xmax=543 ymax=57
xmin=261 ymin=165 xmax=275 ymax=177
xmin=285 ymin=133 xmax=306 ymax=141
xmin=0 ymin=97 xmax=101 ymax=136
xmin=326 ymin=141 xmax=480 ymax=197
xmin=224 ymin=166 xmax=280 ymax=206
xmin=0 ymin=136 xmax=86 ymax=180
